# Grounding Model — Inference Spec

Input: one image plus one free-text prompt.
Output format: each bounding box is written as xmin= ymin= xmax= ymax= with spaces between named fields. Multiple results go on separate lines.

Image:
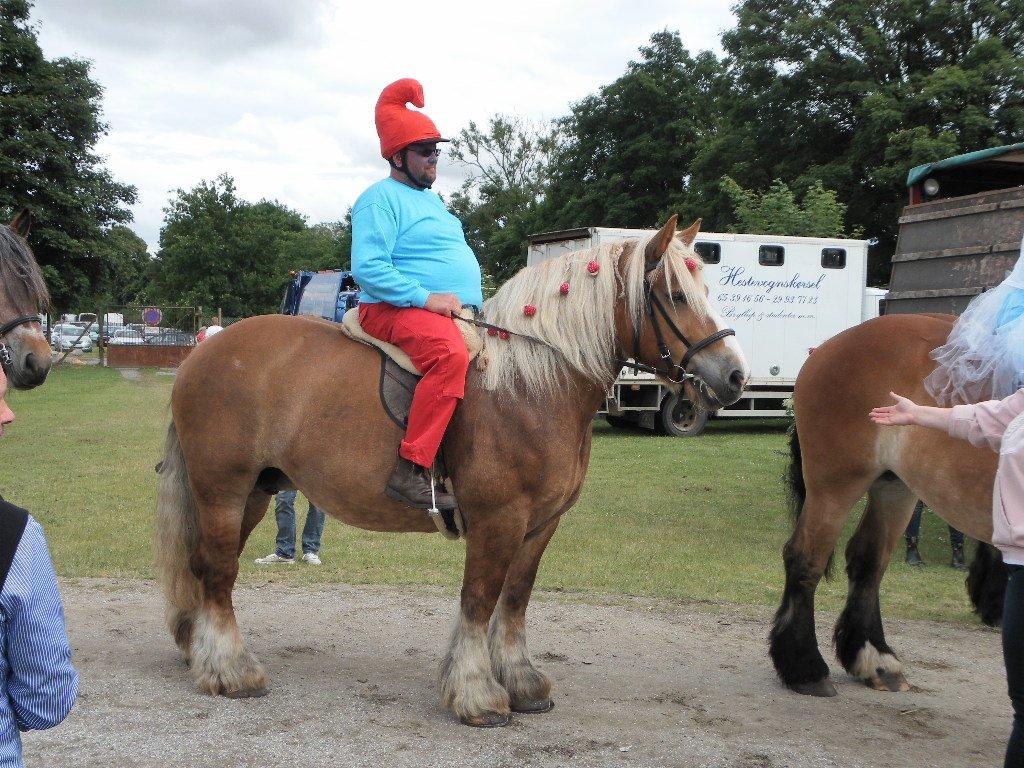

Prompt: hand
xmin=424 ymin=293 xmax=462 ymax=318
xmin=869 ymin=392 xmax=919 ymax=426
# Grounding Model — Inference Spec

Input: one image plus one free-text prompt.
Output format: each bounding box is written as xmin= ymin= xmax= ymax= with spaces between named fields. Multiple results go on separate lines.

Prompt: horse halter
xmin=0 ymin=314 xmax=40 ymax=373
xmin=627 ymin=267 xmax=736 ymax=387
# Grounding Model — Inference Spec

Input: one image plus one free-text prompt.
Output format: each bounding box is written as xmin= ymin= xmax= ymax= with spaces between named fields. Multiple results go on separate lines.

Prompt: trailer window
xmin=758 ymin=245 xmax=785 ymax=266
xmin=821 ymin=248 xmax=846 ymax=269
xmin=694 ymin=242 xmax=721 ymax=264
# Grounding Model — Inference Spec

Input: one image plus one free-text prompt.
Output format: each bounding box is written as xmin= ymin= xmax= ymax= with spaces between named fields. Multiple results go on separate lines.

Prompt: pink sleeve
xmin=948 ymin=389 xmax=1024 ymax=452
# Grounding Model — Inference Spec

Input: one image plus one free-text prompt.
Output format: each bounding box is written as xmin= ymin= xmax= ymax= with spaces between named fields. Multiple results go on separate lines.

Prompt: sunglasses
xmin=408 ymin=145 xmax=442 ymax=158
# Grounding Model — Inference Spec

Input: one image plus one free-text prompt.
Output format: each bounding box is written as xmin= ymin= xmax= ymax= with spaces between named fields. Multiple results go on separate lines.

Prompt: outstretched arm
xmin=872 ymin=389 xmax=1024 ymax=453
xmin=869 ymin=392 xmax=952 ymax=432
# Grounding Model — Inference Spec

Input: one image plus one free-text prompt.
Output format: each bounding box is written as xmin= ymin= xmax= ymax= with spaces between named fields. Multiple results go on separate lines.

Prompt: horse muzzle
xmin=3 ymin=346 xmax=51 ymax=389
xmin=690 ymin=359 xmax=747 ymax=409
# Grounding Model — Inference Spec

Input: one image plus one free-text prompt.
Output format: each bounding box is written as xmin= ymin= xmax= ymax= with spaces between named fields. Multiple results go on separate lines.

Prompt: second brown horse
xmin=770 ymin=312 xmax=1000 ymax=696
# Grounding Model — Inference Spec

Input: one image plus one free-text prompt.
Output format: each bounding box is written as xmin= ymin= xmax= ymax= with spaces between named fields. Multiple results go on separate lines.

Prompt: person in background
xmin=0 ymin=367 xmax=79 ymax=767
xmin=196 ymin=319 xmax=223 ymax=344
xmin=254 ymin=490 xmax=325 ymax=566
xmin=904 ymin=500 xmax=967 ymax=570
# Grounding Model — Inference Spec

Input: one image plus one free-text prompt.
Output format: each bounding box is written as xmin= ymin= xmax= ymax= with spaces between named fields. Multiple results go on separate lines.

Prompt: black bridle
xmin=625 ymin=273 xmax=736 ymax=387
xmin=0 ymin=314 xmax=41 ymax=372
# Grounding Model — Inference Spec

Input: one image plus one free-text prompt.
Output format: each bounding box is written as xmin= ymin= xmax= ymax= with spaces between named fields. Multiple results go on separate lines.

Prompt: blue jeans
xmin=274 ymin=490 xmax=325 ymax=558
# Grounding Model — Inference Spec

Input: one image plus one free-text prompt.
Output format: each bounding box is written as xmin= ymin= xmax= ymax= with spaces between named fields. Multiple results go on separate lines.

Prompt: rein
xmin=459 ymin=315 xmax=680 ymax=382
xmin=462 ymin=266 xmax=736 ymax=394
xmin=0 ymin=314 xmax=41 ymax=373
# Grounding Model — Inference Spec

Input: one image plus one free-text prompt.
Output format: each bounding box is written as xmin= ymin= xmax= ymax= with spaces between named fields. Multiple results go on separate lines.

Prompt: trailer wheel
xmin=657 ymin=393 xmax=708 ymax=437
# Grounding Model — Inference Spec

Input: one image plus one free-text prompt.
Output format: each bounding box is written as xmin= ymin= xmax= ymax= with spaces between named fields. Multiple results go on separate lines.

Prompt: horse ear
xmin=9 ymin=209 xmax=32 ymax=238
xmin=675 ymin=218 xmax=702 ymax=247
xmin=645 ymin=214 xmax=678 ymax=270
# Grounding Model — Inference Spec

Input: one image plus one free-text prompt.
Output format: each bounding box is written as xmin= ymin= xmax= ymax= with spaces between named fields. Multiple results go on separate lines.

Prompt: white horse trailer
xmin=526 ymin=228 xmax=882 ymax=435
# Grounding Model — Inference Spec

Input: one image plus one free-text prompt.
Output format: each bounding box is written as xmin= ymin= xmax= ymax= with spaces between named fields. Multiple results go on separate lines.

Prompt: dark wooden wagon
xmin=887 ymin=144 xmax=1024 ymax=316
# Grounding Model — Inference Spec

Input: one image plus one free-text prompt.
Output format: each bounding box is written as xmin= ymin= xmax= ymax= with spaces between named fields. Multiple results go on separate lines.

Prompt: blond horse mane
xmin=480 ymin=232 xmax=711 ymax=398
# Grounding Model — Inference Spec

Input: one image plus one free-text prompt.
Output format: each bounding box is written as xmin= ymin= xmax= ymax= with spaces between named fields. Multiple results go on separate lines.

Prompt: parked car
xmin=50 ymin=324 xmax=93 ymax=353
xmin=72 ymin=321 xmax=99 ymax=345
xmin=146 ymin=330 xmax=195 ymax=346
xmin=107 ymin=328 xmax=145 ymax=346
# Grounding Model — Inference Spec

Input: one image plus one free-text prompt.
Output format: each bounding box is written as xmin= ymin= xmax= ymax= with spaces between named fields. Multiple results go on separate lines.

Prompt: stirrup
xmin=427 ymin=471 xmax=464 ymax=541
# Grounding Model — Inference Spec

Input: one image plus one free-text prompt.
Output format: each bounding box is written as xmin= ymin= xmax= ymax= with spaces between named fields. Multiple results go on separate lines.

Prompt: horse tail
xmin=784 ymin=421 xmax=834 ymax=579
xmin=785 ymin=423 xmax=806 ymax=519
xmin=966 ymin=541 xmax=1006 ymax=627
xmin=155 ymin=422 xmax=202 ymax=651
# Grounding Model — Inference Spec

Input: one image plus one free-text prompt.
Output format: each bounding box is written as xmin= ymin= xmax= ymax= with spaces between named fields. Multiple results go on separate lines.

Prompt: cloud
xmin=32 ymin=0 xmax=328 ymax=60
xmin=30 ymin=0 xmax=737 ymax=250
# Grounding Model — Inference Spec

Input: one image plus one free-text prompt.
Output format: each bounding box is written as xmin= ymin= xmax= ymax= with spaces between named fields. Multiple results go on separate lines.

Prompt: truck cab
xmin=281 ymin=270 xmax=360 ymax=321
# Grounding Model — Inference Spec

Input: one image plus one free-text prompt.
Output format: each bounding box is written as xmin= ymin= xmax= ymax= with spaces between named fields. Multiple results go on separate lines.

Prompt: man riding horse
xmin=352 ymin=78 xmax=479 ymax=513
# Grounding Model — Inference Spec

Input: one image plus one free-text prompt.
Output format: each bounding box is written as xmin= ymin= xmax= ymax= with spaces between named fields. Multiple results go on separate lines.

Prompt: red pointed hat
xmin=375 ymin=78 xmax=449 ymax=159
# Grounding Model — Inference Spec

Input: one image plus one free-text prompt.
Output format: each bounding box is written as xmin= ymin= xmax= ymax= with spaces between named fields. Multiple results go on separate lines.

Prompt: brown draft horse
xmin=770 ymin=312 xmax=1001 ymax=696
xmin=0 ymin=211 xmax=51 ymax=390
xmin=155 ymin=216 xmax=749 ymax=726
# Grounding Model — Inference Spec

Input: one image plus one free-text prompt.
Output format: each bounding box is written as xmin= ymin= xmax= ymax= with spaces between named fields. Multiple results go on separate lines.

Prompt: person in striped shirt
xmin=0 ymin=367 xmax=78 ymax=766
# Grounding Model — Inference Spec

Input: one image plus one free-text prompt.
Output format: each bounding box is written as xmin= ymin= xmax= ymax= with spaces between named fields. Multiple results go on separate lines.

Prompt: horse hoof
xmin=460 ymin=712 xmax=512 ymax=728
xmin=869 ymin=671 xmax=910 ymax=693
xmin=222 ymin=686 xmax=269 ymax=699
xmin=511 ymin=697 xmax=555 ymax=714
xmin=791 ymin=678 xmax=838 ymax=697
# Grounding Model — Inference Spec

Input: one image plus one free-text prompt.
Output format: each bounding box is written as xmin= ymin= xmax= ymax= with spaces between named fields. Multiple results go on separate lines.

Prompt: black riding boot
xmin=386 ymin=456 xmax=456 ymax=511
xmin=951 ymin=541 xmax=967 ymax=571
xmin=905 ymin=537 xmax=924 ymax=567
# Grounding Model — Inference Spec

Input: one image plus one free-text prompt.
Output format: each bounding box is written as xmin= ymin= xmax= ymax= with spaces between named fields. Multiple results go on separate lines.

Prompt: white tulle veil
xmin=924 ymin=235 xmax=1024 ymax=405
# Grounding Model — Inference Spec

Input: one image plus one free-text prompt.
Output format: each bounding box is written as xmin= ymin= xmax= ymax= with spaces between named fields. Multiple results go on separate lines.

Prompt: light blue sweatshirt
xmin=351 ymin=178 xmax=483 ymax=308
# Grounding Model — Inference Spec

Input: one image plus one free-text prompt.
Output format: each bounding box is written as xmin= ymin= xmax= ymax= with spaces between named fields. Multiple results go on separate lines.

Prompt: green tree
xmin=719 ymin=176 xmax=859 ymax=238
xmin=448 ymin=115 xmax=553 ymax=285
xmin=0 ymin=0 xmax=136 ymax=309
xmin=91 ymin=225 xmax=151 ymax=305
xmin=151 ymin=174 xmax=348 ymax=316
xmin=715 ymin=0 xmax=1024 ymax=282
xmin=308 ymin=213 xmax=353 ymax=271
xmin=540 ymin=30 xmax=729 ymax=232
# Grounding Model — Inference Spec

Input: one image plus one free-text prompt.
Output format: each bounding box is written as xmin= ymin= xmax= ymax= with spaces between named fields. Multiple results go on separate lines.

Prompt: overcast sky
xmin=32 ymin=0 xmax=736 ymax=251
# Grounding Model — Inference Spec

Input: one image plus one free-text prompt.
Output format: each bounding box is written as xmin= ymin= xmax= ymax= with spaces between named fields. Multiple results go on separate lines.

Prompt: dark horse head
xmin=0 ymin=211 xmax=51 ymax=389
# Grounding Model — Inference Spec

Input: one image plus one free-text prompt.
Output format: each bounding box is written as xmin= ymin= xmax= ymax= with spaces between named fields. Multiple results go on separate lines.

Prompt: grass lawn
xmin=2 ymin=364 xmax=978 ymax=624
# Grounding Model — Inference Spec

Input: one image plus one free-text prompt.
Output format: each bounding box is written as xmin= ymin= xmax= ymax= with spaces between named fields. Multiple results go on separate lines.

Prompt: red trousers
xmin=359 ymin=303 xmax=470 ymax=468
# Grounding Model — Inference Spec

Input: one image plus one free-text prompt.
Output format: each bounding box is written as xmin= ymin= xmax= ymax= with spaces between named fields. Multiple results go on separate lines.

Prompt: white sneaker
xmin=301 ymin=552 xmax=321 ymax=566
xmin=254 ymin=553 xmax=295 ymax=565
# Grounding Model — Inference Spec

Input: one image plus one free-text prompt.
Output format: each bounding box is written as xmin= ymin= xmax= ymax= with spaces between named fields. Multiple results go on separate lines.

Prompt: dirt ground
xmin=25 ymin=580 xmax=1006 ymax=768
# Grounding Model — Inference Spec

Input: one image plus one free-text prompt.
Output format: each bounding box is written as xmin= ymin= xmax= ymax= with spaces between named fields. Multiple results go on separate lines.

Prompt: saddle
xmin=340 ymin=307 xmax=486 ymax=540
xmin=341 ymin=306 xmax=484 ymax=375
